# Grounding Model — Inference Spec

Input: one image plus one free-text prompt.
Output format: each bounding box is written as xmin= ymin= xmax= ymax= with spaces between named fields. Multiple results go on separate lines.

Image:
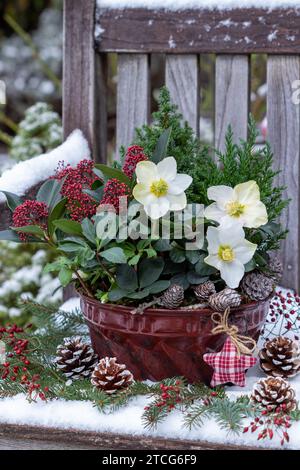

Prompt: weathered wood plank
xmin=267 ymin=56 xmax=300 ymax=291
xmin=116 ymin=54 xmax=150 ymax=156
xmin=165 ymin=55 xmax=200 ymax=135
xmin=95 ymin=54 xmax=108 ymax=163
xmin=0 ymin=423 xmax=266 ymax=450
xmin=95 ymin=8 xmax=300 ymax=54
xmin=215 ymin=55 xmax=250 ymax=152
xmin=63 ymin=0 xmax=106 ymax=162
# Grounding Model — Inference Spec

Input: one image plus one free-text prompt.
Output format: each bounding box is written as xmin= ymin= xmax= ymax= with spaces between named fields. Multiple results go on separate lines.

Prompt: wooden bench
xmin=0 ymin=1 xmax=299 ymax=450
xmin=63 ymin=1 xmax=300 ymax=292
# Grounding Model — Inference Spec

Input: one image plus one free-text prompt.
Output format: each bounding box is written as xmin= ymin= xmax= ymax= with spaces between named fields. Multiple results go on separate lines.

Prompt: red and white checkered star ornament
xmin=203 ymin=337 xmax=257 ymax=387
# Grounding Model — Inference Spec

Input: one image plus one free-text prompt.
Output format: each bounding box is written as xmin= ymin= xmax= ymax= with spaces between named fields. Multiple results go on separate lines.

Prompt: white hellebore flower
xmin=204 ymin=180 xmax=268 ymax=228
xmin=204 ymin=222 xmax=257 ymax=289
xmin=133 ymin=157 xmax=192 ymax=219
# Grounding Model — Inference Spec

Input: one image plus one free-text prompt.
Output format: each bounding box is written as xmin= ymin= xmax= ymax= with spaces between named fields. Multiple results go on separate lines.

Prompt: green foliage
xmin=151 ymin=127 xmax=172 ymax=164
xmin=134 ymin=90 xmax=288 ymax=258
xmin=184 ymin=397 xmax=252 ymax=435
xmin=135 ymin=89 xmax=288 ymax=225
xmin=192 ymin=118 xmax=289 ymax=222
xmin=109 ymin=257 xmax=170 ymax=302
xmin=94 ymin=163 xmax=132 ymax=187
xmin=10 ymin=102 xmax=62 ymax=162
xmin=134 ymin=87 xmax=208 ymax=202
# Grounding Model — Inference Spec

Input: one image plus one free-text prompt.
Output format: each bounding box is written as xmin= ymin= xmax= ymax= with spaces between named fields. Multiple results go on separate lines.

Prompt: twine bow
xmin=211 ymin=307 xmax=257 ymax=356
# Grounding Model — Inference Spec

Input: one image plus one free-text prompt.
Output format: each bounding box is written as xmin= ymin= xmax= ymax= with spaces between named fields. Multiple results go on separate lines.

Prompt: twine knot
xmin=211 ymin=307 xmax=256 ymax=356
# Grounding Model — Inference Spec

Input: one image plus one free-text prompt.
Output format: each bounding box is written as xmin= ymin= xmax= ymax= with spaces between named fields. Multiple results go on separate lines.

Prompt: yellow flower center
xmin=218 ymin=245 xmax=235 ymax=262
xmin=150 ymin=179 xmax=169 ymax=198
xmin=226 ymin=201 xmax=245 ymax=217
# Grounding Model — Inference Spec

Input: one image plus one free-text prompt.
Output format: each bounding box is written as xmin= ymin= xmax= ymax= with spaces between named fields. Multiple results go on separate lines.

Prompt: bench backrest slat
xmin=215 ymin=55 xmax=250 ymax=152
xmin=267 ymin=55 xmax=300 ymax=289
xmin=116 ymin=54 xmax=150 ymax=156
xmin=165 ymin=54 xmax=200 ymax=136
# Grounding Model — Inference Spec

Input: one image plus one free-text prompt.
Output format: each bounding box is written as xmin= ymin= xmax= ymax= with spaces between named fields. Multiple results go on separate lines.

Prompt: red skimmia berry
xmin=122 ymin=145 xmax=148 ymax=179
xmin=54 ymin=159 xmax=101 ymax=222
xmin=12 ymin=200 xmax=48 ymax=242
xmin=99 ymin=178 xmax=131 ymax=213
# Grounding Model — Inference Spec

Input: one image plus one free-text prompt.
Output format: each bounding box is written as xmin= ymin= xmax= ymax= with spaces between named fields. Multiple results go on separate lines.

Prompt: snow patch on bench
xmin=0 ymin=130 xmax=90 ymax=205
xmin=97 ymin=0 xmax=300 ymax=11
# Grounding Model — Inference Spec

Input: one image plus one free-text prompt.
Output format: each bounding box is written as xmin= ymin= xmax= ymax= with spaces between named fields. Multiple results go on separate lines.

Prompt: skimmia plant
xmin=0 ymin=88 xmax=288 ymax=304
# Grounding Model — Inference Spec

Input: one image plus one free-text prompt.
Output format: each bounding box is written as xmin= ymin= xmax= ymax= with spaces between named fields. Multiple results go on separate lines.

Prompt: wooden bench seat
xmin=0 ymin=423 xmax=264 ymax=450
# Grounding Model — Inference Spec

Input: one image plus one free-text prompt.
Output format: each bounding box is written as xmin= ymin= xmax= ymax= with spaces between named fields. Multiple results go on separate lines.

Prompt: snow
xmin=257 ymin=83 xmax=268 ymax=97
xmin=97 ymin=0 xmax=300 ymax=11
xmin=0 ymin=130 xmax=90 ymax=205
xmin=1 ymin=289 xmax=300 ymax=449
xmin=168 ymin=36 xmax=176 ymax=48
xmin=218 ymin=18 xmax=236 ymax=27
xmin=95 ymin=24 xmax=105 ymax=40
xmin=60 ymin=297 xmax=81 ymax=313
xmin=0 ymin=371 xmax=299 ymax=449
xmin=268 ymin=30 xmax=278 ymax=42
xmin=35 ymin=277 xmax=62 ymax=304
xmin=0 ymin=260 xmax=62 ymax=310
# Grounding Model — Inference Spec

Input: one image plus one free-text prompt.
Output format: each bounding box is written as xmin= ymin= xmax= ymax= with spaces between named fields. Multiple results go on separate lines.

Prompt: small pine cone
xmin=91 ymin=357 xmax=134 ymax=394
xmin=55 ymin=336 xmax=98 ymax=383
xmin=251 ymin=377 xmax=297 ymax=412
xmin=208 ymin=287 xmax=242 ymax=312
xmin=158 ymin=284 xmax=184 ymax=309
xmin=268 ymin=256 xmax=283 ymax=283
xmin=193 ymin=281 xmax=216 ymax=302
xmin=259 ymin=337 xmax=300 ymax=378
xmin=241 ymin=271 xmax=274 ymax=301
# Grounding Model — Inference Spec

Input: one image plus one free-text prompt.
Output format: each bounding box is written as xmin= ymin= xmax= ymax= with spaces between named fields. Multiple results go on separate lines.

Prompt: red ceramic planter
xmin=80 ymin=294 xmax=269 ymax=384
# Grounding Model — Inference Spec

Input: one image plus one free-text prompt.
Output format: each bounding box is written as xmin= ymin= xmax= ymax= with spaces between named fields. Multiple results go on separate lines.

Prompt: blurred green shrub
xmin=10 ymin=102 xmax=62 ymax=161
xmin=0 ymin=241 xmax=62 ymax=326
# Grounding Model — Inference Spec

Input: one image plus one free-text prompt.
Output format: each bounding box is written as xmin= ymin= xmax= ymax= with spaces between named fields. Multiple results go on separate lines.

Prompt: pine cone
xmin=91 ymin=357 xmax=134 ymax=394
xmin=208 ymin=287 xmax=242 ymax=312
xmin=268 ymin=256 xmax=283 ymax=283
xmin=158 ymin=284 xmax=184 ymax=309
xmin=241 ymin=271 xmax=274 ymax=301
xmin=259 ymin=337 xmax=300 ymax=378
xmin=251 ymin=377 xmax=297 ymax=411
xmin=193 ymin=281 xmax=216 ymax=302
xmin=55 ymin=336 xmax=98 ymax=383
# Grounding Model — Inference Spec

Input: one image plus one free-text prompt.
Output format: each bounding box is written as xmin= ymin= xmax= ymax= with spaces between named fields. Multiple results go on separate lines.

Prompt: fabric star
xmin=203 ymin=337 xmax=257 ymax=387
